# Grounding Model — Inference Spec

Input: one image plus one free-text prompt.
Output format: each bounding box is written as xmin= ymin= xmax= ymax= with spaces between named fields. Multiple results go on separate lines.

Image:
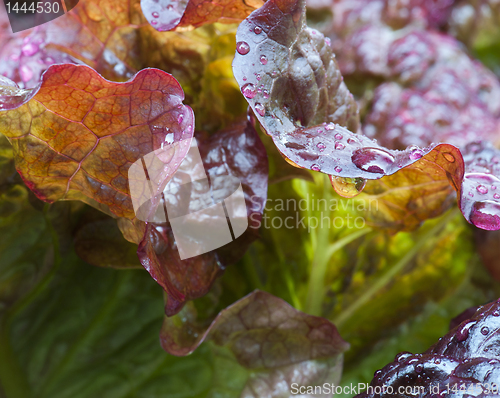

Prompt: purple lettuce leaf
xmin=232 ymin=0 xmax=500 ymax=230
xmin=141 ymin=0 xmax=264 ymax=32
xmin=355 ymin=299 xmax=500 ymax=398
xmin=137 ymin=118 xmax=268 ymax=315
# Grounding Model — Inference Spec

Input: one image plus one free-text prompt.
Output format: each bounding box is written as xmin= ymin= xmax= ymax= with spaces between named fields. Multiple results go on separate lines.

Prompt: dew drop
xmin=236 ymin=41 xmax=250 ymax=55
xmin=256 ymin=73 xmax=261 ymax=81
xmin=151 ymin=20 xmax=158 ymax=25
xmin=21 ymin=42 xmax=39 ymax=57
xmin=415 ymin=364 xmax=423 ymax=373
xmin=443 ymin=152 xmax=455 ymax=163
xmin=481 ymin=326 xmax=490 ymax=335
xmin=167 ymin=4 xmax=173 ymax=10
xmin=271 ymin=70 xmax=278 ymax=78
xmin=260 ymin=55 xmax=268 ymax=65
xmin=335 ymin=142 xmax=345 ymax=150
xmin=311 ymin=164 xmax=320 ymax=171
xmin=316 ymin=128 xmax=323 ymax=134
xmin=347 ymin=138 xmax=356 ymax=144
xmin=409 ymin=147 xmax=423 ymax=160
xmin=329 ymin=176 xmax=366 ymax=198
xmin=494 ymin=193 xmax=500 ymax=199
xmin=493 ymin=185 xmax=497 ymax=190
xmin=177 ymin=114 xmax=184 ymax=124
xmin=242 ymin=83 xmax=256 ymax=99
xmin=493 ymin=311 xmax=500 ymax=317
xmin=470 ymin=200 xmax=500 ymax=230
xmin=242 ymin=76 xmax=247 ymax=81
xmin=455 ymin=321 xmax=476 ymax=342
xmin=316 ymin=142 xmax=326 ymax=151
xmin=19 ymin=65 xmax=33 ymax=82
xmin=477 ymin=185 xmax=489 ymax=194
xmin=395 ymin=352 xmax=411 ymax=362
xmin=254 ymin=26 xmax=262 ymax=34
xmin=334 ymin=133 xmax=343 ymax=140
xmin=325 ymin=123 xmax=335 ymax=130
xmin=255 ymin=103 xmax=265 ymax=116
xmin=152 ymin=11 xmax=159 ymax=18
xmin=352 ymin=148 xmax=395 ymax=174
xmin=262 ymin=89 xmax=269 ymax=99
xmin=334 ymin=166 xmax=342 ymax=173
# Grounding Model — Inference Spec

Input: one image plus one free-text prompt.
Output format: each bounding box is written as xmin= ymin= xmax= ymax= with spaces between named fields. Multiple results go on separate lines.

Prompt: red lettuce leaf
xmin=0 ymin=0 xmax=147 ymax=87
xmin=161 ymin=290 xmax=348 ymax=396
xmin=141 ymin=0 xmax=264 ymax=32
xmin=160 ymin=289 xmax=349 ymax=359
xmin=137 ymin=118 xmax=268 ymax=315
xmin=355 ymin=299 xmax=500 ymax=398
xmin=0 ymin=64 xmax=194 ymax=219
xmin=233 ymin=0 xmax=500 ymax=231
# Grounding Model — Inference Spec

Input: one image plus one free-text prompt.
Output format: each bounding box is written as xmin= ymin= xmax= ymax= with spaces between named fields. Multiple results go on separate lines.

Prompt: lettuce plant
xmin=1 ymin=0 xmax=500 ymax=397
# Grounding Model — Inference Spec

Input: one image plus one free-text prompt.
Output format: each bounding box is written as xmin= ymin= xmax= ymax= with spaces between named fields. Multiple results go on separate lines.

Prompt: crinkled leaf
xmin=141 ymin=0 xmax=264 ymax=32
xmin=0 ymin=0 xmax=147 ymax=86
xmin=137 ymin=118 xmax=268 ymax=315
xmin=234 ymin=0 xmax=500 ymax=231
xmin=232 ymin=0 xmax=359 ymax=137
xmin=0 ymin=64 xmax=194 ymax=219
xmin=160 ymin=290 xmax=347 ymax=396
xmin=355 ymin=299 xmax=500 ymax=398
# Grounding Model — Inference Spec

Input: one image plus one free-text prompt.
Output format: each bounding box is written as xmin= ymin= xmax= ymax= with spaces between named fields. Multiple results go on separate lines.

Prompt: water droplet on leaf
xmin=255 ymin=103 xmax=265 ymax=116
xmin=409 ymin=147 xmax=423 ymax=160
xmin=470 ymin=200 xmax=500 ymax=230
xmin=236 ymin=41 xmax=250 ymax=55
xmin=152 ymin=11 xmax=159 ymax=17
xmin=352 ymin=148 xmax=395 ymax=174
xmin=455 ymin=321 xmax=476 ymax=342
xmin=481 ymin=326 xmax=490 ymax=335
xmin=316 ymin=142 xmax=326 ymax=151
xmin=443 ymin=152 xmax=455 ymax=163
xmin=334 ymin=133 xmax=343 ymax=140
xmin=334 ymin=166 xmax=342 ymax=173
xmin=329 ymin=176 xmax=366 ymax=198
xmin=254 ymin=26 xmax=262 ymax=34
xmin=242 ymin=83 xmax=256 ymax=99
xmin=311 ymin=164 xmax=320 ymax=171
xmin=477 ymin=185 xmax=489 ymax=194
xmin=335 ymin=142 xmax=345 ymax=150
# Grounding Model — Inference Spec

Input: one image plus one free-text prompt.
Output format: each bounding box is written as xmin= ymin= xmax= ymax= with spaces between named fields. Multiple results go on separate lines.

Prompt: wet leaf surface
xmin=355 ymin=299 xmax=500 ymax=398
xmin=0 ymin=64 xmax=194 ymax=219
xmin=137 ymin=118 xmax=268 ymax=315
xmin=141 ymin=0 xmax=264 ymax=32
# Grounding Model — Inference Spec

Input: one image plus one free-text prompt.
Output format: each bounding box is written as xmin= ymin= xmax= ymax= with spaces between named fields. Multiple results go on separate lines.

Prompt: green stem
xmin=305 ymin=228 xmax=371 ymax=316
xmin=333 ymin=209 xmax=458 ymax=328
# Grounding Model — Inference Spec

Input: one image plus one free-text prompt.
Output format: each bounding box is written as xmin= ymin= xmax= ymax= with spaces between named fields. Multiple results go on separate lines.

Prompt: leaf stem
xmin=305 ymin=228 xmax=371 ymax=316
xmin=333 ymin=209 xmax=458 ymax=328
